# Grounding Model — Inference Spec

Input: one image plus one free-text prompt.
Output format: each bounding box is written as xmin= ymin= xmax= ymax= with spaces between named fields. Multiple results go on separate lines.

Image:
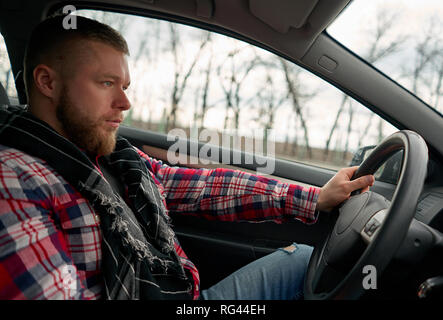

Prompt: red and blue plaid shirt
xmin=0 ymin=144 xmax=320 ymax=299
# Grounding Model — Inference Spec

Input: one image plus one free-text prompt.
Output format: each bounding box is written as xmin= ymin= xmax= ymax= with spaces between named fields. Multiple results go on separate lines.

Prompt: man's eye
xmin=103 ymin=81 xmax=113 ymax=87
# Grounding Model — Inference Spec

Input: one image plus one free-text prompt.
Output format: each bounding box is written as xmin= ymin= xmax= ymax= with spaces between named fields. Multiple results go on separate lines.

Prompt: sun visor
xmin=249 ymin=0 xmax=319 ymax=33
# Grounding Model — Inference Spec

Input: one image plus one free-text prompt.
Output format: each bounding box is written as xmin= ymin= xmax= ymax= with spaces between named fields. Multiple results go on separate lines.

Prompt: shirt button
xmin=95 ymin=214 xmax=100 ymax=223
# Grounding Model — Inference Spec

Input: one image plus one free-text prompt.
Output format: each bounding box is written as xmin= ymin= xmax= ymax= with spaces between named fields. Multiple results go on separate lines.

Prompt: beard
xmin=56 ymin=86 xmax=117 ymax=156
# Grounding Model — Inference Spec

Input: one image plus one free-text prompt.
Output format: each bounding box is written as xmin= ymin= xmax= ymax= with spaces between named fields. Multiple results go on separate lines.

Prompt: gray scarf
xmin=0 ymin=105 xmax=193 ymax=299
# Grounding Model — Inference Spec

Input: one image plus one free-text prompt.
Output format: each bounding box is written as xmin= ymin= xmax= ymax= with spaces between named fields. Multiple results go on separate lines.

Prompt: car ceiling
xmin=0 ymin=0 xmax=350 ymax=67
xmin=1 ymin=0 xmax=443 ymax=157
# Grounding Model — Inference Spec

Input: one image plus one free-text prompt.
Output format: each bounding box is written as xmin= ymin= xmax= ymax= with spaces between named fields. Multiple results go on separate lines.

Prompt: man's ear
xmin=32 ymin=64 xmax=61 ymax=100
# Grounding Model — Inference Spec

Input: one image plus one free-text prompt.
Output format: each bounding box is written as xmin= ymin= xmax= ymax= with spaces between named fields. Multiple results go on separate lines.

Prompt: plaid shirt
xmin=0 ymin=144 xmax=320 ymax=300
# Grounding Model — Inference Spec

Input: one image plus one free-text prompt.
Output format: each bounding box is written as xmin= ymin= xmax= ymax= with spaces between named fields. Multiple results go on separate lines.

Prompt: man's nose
xmin=114 ymin=88 xmax=131 ymax=110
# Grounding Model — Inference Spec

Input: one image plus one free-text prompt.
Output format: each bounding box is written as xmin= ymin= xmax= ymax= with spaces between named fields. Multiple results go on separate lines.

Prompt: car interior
xmin=1 ymin=0 xmax=443 ymax=299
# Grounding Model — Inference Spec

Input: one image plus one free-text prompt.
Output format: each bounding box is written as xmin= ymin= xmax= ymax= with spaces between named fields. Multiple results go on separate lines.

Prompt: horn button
xmin=336 ymin=192 xmax=370 ymax=234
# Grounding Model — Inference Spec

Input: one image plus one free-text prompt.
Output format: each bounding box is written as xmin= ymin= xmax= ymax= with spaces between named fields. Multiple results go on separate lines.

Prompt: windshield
xmin=328 ymin=0 xmax=443 ymax=116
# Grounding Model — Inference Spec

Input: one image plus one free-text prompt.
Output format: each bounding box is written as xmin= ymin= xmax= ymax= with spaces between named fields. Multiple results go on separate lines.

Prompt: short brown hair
xmin=23 ymin=14 xmax=129 ymax=100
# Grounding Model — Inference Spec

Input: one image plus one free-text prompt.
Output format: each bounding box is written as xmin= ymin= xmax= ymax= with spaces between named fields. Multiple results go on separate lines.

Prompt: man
xmin=0 ymin=15 xmax=374 ymax=300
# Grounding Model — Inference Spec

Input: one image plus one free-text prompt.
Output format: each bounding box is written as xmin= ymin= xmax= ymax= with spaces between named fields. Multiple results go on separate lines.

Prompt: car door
xmin=73 ymin=8 xmax=399 ymax=290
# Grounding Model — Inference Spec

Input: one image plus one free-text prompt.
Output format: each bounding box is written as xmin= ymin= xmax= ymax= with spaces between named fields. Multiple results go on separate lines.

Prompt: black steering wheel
xmin=304 ymin=130 xmax=428 ymax=300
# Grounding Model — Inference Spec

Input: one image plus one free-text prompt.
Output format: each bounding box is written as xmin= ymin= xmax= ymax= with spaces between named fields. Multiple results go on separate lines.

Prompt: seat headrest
xmin=0 ymin=82 xmax=10 ymax=106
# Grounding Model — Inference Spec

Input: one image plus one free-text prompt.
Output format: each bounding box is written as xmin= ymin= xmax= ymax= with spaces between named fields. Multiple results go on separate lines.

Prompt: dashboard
xmin=414 ymin=153 xmax=443 ymax=232
xmin=416 ymin=189 xmax=443 ymax=233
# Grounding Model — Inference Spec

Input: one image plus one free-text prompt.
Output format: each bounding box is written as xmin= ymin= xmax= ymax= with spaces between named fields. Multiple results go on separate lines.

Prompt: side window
xmin=78 ymin=10 xmax=397 ymax=171
xmin=0 ymin=34 xmax=18 ymax=103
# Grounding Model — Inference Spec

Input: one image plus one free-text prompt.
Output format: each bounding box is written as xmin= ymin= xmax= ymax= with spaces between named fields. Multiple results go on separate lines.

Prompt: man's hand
xmin=316 ymin=166 xmax=375 ymax=212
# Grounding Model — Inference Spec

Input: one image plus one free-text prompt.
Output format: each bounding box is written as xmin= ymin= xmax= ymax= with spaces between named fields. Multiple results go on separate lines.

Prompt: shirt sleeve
xmin=136 ymin=149 xmax=320 ymax=224
xmin=0 ymin=162 xmax=87 ymax=300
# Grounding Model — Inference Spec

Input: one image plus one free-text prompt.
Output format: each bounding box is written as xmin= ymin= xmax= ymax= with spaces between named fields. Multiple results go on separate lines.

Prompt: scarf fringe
xmin=79 ymin=181 xmax=179 ymax=272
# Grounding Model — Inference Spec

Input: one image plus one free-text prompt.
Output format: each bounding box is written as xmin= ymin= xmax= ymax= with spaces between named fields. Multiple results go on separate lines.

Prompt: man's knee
xmin=279 ymin=243 xmax=313 ymax=275
xmin=279 ymin=243 xmax=313 ymax=257
xmin=282 ymin=244 xmax=297 ymax=253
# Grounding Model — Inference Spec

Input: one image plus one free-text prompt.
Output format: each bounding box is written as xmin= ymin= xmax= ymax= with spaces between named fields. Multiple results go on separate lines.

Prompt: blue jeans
xmin=200 ymin=243 xmax=313 ymax=300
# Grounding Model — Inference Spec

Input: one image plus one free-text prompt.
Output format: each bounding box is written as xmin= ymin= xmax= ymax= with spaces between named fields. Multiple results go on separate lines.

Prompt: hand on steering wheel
xmin=304 ymin=130 xmax=428 ymax=300
xmin=316 ymin=167 xmax=374 ymax=213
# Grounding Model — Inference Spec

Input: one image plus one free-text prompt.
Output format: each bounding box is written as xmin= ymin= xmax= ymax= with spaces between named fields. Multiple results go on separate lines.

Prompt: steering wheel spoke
xmin=360 ymin=209 xmax=388 ymax=244
xmin=311 ymin=254 xmax=348 ymax=296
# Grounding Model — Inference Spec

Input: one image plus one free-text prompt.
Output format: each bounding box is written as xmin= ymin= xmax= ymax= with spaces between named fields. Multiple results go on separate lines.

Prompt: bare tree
xmin=280 ymin=58 xmax=313 ymax=158
xmin=134 ymin=20 xmax=161 ymax=65
xmin=431 ymin=53 xmax=443 ymax=112
xmin=217 ymin=46 xmax=258 ymax=130
xmin=405 ymin=16 xmax=443 ymax=113
xmin=324 ymin=7 xmax=407 ymax=160
xmin=252 ymin=71 xmax=288 ymax=149
xmin=357 ymin=113 xmax=375 ymax=148
xmin=194 ymin=44 xmax=217 ymax=129
xmin=324 ymin=95 xmax=348 ymax=160
xmin=409 ymin=20 xmax=440 ymax=96
xmin=255 ymin=74 xmax=287 ymax=130
xmin=166 ymin=25 xmax=211 ymax=131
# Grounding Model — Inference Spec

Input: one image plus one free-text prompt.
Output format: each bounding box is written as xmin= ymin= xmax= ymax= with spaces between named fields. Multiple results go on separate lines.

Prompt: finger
xmin=348 ymin=175 xmax=374 ymax=192
xmin=361 ymin=177 xmax=375 ymax=193
xmin=341 ymin=166 xmax=359 ymax=179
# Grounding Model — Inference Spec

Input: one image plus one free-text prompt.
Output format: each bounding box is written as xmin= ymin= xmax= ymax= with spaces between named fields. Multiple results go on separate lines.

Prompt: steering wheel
xmin=304 ymin=130 xmax=428 ymax=300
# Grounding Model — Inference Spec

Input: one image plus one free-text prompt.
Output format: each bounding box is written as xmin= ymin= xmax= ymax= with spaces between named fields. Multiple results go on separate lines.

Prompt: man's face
xmin=55 ymin=40 xmax=131 ymax=155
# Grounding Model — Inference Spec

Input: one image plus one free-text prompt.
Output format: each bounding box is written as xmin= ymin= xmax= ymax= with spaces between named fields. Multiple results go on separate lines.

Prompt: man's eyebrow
xmin=101 ymin=74 xmax=121 ymax=80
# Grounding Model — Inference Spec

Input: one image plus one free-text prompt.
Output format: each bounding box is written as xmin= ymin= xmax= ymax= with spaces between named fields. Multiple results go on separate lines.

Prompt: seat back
xmin=0 ymin=82 xmax=10 ymax=106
